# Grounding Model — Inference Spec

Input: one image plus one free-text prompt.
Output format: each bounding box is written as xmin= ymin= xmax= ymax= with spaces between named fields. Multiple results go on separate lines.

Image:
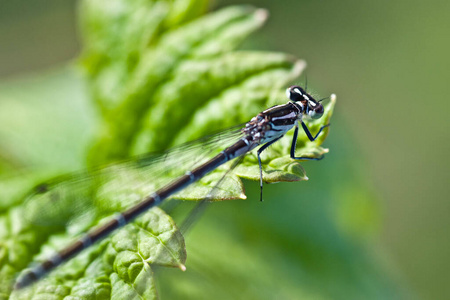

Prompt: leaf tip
xmin=331 ymin=93 xmax=337 ymax=103
xmin=293 ymin=60 xmax=307 ymax=77
xmin=254 ymin=8 xmax=269 ymax=24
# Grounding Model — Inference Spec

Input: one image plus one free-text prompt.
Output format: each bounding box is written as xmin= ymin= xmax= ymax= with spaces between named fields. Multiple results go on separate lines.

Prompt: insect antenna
xmin=318 ymin=96 xmax=329 ymax=103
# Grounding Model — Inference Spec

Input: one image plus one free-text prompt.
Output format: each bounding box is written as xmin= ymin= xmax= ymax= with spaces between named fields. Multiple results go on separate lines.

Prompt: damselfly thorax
xmin=15 ymin=85 xmax=331 ymax=289
xmin=244 ymin=86 xmax=323 ymax=145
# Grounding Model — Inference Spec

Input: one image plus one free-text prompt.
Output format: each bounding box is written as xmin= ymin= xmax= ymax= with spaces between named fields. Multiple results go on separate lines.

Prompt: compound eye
xmin=307 ymin=101 xmax=324 ymax=119
xmin=286 ymin=85 xmax=306 ymax=101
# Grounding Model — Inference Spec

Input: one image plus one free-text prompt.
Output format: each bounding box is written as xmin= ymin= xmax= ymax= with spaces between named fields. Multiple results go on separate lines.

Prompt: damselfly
xmin=15 ymin=85 xmax=332 ymax=289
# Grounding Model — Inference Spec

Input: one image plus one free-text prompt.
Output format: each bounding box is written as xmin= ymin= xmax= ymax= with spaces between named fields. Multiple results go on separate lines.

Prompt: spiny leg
xmin=257 ymin=136 xmax=282 ymax=201
xmin=291 ymin=122 xmax=330 ymax=160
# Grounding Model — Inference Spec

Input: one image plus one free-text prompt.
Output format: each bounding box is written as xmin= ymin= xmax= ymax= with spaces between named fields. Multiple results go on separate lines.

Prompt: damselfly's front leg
xmin=290 ymin=122 xmax=330 ymax=160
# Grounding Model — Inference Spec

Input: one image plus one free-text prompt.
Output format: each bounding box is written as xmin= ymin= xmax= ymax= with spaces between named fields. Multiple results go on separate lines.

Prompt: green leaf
xmin=79 ymin=0 xmax=209 ymax=116
xmin=131 ymin=51 xmax=299 ymax=154
xmin=9 ymin=208 xmax=183 ymax=299
xmin=0 ymin=1 xmax=338 ymax=299
xmin=85 ymin=5 xmax=271 ymax=164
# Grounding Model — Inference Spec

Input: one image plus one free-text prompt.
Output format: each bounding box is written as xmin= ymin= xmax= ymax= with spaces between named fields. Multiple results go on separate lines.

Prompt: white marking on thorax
xmin=271 ymin=111 xmax=297 ymax=121
xmin=269 ymin=124 xmax=295 ymax=136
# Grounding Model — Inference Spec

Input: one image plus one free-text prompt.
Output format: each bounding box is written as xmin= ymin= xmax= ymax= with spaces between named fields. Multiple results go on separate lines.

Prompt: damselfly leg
xmin=290 ymin=123 xmax=331 ymax=161
xmin=256 ymin=121 xmax=329 ymax=202
xmin=256 ymin=136 xmax=282 ymax=202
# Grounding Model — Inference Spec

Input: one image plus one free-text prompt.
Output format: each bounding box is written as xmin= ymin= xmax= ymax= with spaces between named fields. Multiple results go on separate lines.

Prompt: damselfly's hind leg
xmin=290 ymin=123 xmax=330 ymax=160
xmin=257 ymin=137 xmax=282 ymax=202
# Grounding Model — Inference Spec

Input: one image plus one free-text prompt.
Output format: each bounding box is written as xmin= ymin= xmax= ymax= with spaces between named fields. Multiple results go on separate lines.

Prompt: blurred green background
xmin=0 ymin=0 xmax=448 ymax=299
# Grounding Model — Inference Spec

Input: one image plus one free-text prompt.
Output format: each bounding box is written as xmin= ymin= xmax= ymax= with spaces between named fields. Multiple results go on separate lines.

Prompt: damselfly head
xmin=286 ymin=85 xmax=324 ymax=120
xmin=306 ymin=99 xmax=324 ymax=119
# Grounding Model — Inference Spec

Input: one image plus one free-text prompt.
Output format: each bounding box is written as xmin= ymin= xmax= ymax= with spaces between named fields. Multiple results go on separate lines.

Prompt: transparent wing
xmin=23 ymin=125 xmax=246 ymax=229
xmin=178 ymin=154 xmax=246 ymax=234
